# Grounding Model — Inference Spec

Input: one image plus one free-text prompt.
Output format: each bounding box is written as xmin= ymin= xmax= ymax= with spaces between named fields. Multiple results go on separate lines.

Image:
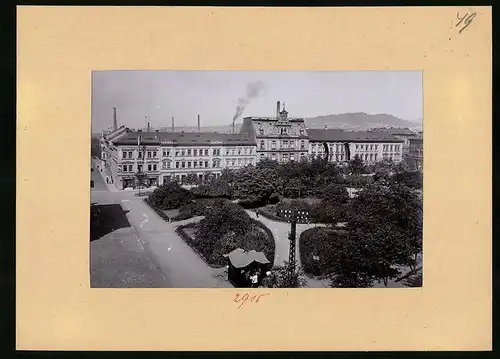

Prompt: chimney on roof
xmin=197 ymin=114 xmax=200 ymax=132
xmin=171 ymin=116 xmax=174 ymax=132
xmin=112 ymin=107 xmax=117 ymax=130
xmin=324 ymin=125 xmax=328 ymax=130
xmin=147 ymin=121 xmax=151 ymax=132
xmin=276 ymin=101 xmax=280 ymax=118
xmin=155 ymin=129 xmax=159 ymax=138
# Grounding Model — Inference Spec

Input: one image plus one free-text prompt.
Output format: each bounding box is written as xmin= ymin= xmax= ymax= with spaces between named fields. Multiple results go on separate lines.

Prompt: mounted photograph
xmin=90 ymin=70 xmax=423 ymax=288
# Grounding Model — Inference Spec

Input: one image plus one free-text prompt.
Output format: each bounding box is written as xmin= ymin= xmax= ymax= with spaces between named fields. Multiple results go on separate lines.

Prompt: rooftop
xmin=308 ymin=129 xmax=404 ymax=143
xmin=224 ymin=248 xmax=270 ymax=268
xmin=369 ymin=127 xmax=417 ymax=136
xmin=113 ymin=131 xmax=255 ymax=146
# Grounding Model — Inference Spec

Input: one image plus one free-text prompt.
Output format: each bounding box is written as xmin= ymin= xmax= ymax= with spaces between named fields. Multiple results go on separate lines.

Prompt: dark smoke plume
xmin=232 ymin=81 xmax=266 ymax=122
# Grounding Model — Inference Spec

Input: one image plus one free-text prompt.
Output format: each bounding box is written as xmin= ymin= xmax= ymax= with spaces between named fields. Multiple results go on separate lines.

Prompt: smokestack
xmin=147 ymin=122 xmax=150 ymax=132
xmin=276 ymin=101 xmax=280 ymax=118
xmin=171 ymin=116 xmax=175 ymax=132
xmin=113 ymin=107 xmax=117 ymax=130
xmin=197 ymin=114 xmax=200 ymax=132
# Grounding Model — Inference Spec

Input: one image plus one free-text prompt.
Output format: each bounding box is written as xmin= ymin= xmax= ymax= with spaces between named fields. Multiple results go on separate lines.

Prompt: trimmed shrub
xmin=147 ymin=181 xmax=192 ymax=210
xmin=299 ymin=227 xmax=348 ymax=277
xmin=144 ymin=198 xmax=170 ymax=221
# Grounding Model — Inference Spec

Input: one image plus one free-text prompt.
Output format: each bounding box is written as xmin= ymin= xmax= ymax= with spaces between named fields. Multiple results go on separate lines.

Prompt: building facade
xmin=98 ymin=102 xmax=410 ymax=190
xmin=407 ymin=136 xmax=423 ymax=171
xmin=307 ymin=129 xmax=404 ymax=164
xmin=105 ymin=130 xmax=256 ymax=190
xmin=369 ymin=127 xmax=418 ymax=156
xmin=239 ymin=101 xmax=309 ymax=163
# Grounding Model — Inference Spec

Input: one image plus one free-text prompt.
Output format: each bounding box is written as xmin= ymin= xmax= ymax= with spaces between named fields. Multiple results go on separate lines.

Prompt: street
xmin=90 ymin=180 xmax=232 ymax=288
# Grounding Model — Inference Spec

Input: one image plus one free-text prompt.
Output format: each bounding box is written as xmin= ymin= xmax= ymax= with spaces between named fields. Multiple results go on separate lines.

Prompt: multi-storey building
xmin=239 ymin=101 xmax=309 ymax=163
xmin=106 ymin=130 xmax=255 ymax=190
xmin=369 ymin=127 xmax=418 ymax=156
xmin=407 ymin=136 xmax=423 ymax=171
xmin=307 ymin=129 xmax=404 ymax=164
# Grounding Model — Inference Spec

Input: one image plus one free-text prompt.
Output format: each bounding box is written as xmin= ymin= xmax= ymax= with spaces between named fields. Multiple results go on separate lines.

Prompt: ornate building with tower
xmin=239 ymin=101 xmax=310 ymax=163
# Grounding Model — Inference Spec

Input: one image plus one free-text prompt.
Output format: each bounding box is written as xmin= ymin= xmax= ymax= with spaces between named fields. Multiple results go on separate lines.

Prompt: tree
xmin=391 ymin=171 xmax=423 ymax=190
xmin=233 ymin=167 xmax=280 ymax=206
xmin=348 ymin=155 xmax=366 ymax=175
xmin=261 ymin=261 xmax=308 ymax=288
xmin=147 ymin=181 xmax=192 ymax=210
xmin=135 ymin=171 xmax=148 ymax=189
xmin=330 ymin=183 xmax=422 ymax=287
xmin=316 ymin=183 xmax=349 ymax=223
xmin=184 ymin=173 xmax=199 ymax=185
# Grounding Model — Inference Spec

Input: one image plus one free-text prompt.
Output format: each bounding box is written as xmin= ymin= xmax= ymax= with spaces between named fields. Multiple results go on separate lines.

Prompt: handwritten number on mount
xmin=456 ymin=12 xmax=476 ymax=34
xmin=233 ymin=292 xmax=270 ymax=309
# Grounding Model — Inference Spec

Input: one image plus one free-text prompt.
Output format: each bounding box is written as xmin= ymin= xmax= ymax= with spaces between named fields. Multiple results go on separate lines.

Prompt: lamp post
xmin=277 ymin=209 xmax=310 ymax=286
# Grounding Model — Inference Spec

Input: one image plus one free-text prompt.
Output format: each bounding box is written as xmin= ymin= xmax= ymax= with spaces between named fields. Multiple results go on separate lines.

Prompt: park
xmin=140 ymin=155 xmax=423 ymax=288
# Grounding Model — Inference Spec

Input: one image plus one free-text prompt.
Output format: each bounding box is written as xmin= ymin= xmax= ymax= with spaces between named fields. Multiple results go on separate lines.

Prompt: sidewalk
xmin=92 ymin=158 xmax=119 ymax=192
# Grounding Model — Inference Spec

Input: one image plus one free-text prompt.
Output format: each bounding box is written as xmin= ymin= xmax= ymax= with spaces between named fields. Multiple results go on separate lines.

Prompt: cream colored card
xmin=17 ymin=6 xmax=491 ymax=351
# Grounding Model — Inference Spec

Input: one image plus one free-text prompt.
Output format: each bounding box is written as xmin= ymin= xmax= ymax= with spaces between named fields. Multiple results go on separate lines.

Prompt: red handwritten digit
xmin=238 ymin=293 xmax=249 ymax=309
xmin=255 ymin=293 xmax=271 ymax=303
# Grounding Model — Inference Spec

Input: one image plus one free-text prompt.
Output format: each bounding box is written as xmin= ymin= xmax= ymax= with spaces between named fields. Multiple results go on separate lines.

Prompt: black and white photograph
xmin=90 ymin=70 xmax=423 ymax=289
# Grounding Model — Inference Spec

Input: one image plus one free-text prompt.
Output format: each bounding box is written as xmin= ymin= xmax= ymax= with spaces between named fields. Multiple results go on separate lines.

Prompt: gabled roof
xmin=307 ymin=129 xmax=404 ymax=143
xmin=224 ymin=248 xmax=270 ymax=268
xmin=113 ymin=131 xmax=256 ymax=146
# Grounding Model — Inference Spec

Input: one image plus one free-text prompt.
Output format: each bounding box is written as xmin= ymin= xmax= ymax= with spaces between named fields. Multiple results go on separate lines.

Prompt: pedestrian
xmin=256 ymin=209 xmax=260 ymax=218
xmin=250 ymin=270 xmax=259 ymax=288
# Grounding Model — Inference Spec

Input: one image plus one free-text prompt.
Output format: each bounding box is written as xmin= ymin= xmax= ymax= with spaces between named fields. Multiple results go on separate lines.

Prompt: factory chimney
xmin=197 ymin=114 xmax=200 ymax=132
xmin=276 ymin=101 xmax=281 ymax=118
xmin=171 ymin=116 xmax=175 ymax=132
xmin=147 ymin=121 xmax=150 ymax=132
xmin=112 ymin=107 xmax=117 ymax=130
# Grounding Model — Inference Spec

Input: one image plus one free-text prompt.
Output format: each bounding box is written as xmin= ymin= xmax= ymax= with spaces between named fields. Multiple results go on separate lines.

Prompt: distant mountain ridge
xmin=98 ymin=113 xmax=420 ymax=135
xmin=305 ymin=112 xmax=420 ymax=130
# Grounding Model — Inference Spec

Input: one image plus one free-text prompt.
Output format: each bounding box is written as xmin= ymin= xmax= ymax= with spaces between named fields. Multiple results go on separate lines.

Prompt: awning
xmin=223 ymin=248 xmax=270 ymax=268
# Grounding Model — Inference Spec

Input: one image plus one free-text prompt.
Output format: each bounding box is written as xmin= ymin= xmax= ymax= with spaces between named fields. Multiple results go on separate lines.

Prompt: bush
xmin=191 ymin=180 xmax=233 ymax=199
xmin=299 ymin=227 xmax=347 ymax=277
xmin=144 ymin=198 xmax=170 ymax=221
xmin=176 ymin=201 xmax=276 ymax=267
xmin=172 ymin=198 xmax=230 ymax=221
xmin=147 ymin=182 xmax=192 ymax=210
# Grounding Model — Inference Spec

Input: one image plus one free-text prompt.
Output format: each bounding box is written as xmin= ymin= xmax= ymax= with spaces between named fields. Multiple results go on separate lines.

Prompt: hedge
xmin=144 ymin=198 xmax=170 ymax=221
xmin=175 ymin=223 xmax=222 ymax=268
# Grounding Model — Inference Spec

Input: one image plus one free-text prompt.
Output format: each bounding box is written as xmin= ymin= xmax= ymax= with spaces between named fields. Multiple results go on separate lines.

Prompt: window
xmin=194 ymin=161 xmax=198 ymax=168
xmin=181 ymin=149 xmax=186 ymax=156
xmin=356 ymin=145 xmax=359 ymax=150
xmin=199 ymin=161 xmax=203 ymax=167
xmin=231 ymin=160 xmax=236 ymax=166
xmin=153 ymin=151 xmax=157 ymax=158
xmin=204 ymin=149 xmax=209 ymax=156
xmin=271 ymin=153 xmax=276 ymax=161
xmin=153 ymin=164 xmax=157 ymax=171
xmin=146 ymin=151 xmax=151 ymax=158
xmin=290 ymin=154 xmax=295 ymax=161
xmin=271 ymin=140 xmax=276 ymax=149
xmin=238 ymin=159 xmax=242 ymax=166
xmin=167 ymin=162 xmax=171 ymax=169
xmin=282 ymin=140 xmax=288 ymax=149
xmin=148 ymin=164 xmax=152 ymax=171
xmin=390 ymin=145 xmax=393 ymax=152
xmin=290 ymin=141 xmax=295 ymax=149
xmin=129 ymin=151 xmax=133 ymax=158
xmin=231 ymin=149 xmax=235 ymax=156
xmin=175 ymin=150 xmax=179 ymax=157
xmin=123 ymin=165 xmax=127 ymax=172
xmin=259 ymin=128 xmax=264 ymax=135
xmin=188 ymin=162 xmax=192 ymax=168
xmin=175 ymin=162 xmax=180 ymax=169
xmin=335 ymin=154 xmax=339 ymax=161
xmin=226 ymin=149 xmax=230 ymax=156
xmin=162 ymin=162 xmax=167 ymax=169
xmin=364 ymin=154 xmax=368 ymax=161
xmin=194 ymin=149 xmax=198 ymax=156
xmin=370 ymin=154 xmax=373 ymax=161
xmin=238 ymin=149 xmax=241 ymax=155
xmin=181 ymin=161 xmax=186 ymax=168
xmin=283 ymin=153 xmax=289 ymax=162
xmin=163 ymin=150 xmax=166 ymax=157
xmin=204 ymin=161 xmax=209 ymax=168
xmin=187 ymin=149 xmax=191 ymax=156
xmin=300 ymin=141 xmax=305 ymax=149
xmin=260 ymin=153 xmax=265 ymax=159
xmin=280 ymin=128 xmax=286 ymax=135
xmin=138 ymin=164 xmax=143 ymax=172
xmin=260 ymin=141 xmax=265 ymax=149
xmin=122 ymin=152 xmax=127 ymax=159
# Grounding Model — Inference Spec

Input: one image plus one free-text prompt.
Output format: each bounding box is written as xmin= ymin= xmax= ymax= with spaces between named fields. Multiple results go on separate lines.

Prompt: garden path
xmin=245 ymin=210 xmax=328 ymax=288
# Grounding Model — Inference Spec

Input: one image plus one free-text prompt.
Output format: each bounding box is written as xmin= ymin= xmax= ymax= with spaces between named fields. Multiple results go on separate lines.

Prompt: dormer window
xmin=259 ymin=128 xmax=264 ymax=135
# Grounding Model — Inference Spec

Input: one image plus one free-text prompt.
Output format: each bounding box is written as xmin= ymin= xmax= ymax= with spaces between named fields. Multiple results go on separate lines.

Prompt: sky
xmin=91 ymin=70 xmax=422 ymax=133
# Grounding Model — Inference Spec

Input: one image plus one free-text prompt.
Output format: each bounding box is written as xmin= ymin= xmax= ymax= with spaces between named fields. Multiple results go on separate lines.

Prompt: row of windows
xmin=258 ymin=127 xmax=305 ymax=136
xmin=122 ymin=148 xmax=225 ymax=159
xmin=382 ymin=144 xmax=401 ymax=152
xmin=122 ymin=164 xmax=159 ymax=172
xmin=259 ymin=140 xmax=306 ymax=150
xmin=259 ymin=152 xmax=306 ymax=162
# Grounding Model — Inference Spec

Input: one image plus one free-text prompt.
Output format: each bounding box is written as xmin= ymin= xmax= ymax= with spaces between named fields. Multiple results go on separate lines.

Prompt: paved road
xmin=91 ymin=169 xmax=109 ymax=192
xmin=90 ymin=189 xmax=232 ymax=288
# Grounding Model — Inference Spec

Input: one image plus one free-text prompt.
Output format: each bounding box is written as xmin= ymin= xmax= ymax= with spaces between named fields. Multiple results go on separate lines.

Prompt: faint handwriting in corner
xmin=455 ymin=11 xmax=477 ymax=34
